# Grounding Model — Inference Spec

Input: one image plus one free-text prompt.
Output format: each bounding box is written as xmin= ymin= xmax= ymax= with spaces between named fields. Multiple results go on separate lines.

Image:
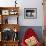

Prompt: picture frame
xmin=24 ymin=8 xmax=37 ymax=19
xmin=2 ymin=10 xmax=9 ymax=15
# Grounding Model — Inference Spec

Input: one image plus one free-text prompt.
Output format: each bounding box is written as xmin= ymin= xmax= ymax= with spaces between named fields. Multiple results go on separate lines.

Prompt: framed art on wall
xmin=24 ymin=8 xmax=37 ymax=19
xmin=2 ymin=10 xmax=9 ymax=15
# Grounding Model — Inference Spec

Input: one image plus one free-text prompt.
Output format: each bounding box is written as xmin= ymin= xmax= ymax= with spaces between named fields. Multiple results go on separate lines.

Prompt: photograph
xmin=24 ymin=8 xmax=37 ymax=19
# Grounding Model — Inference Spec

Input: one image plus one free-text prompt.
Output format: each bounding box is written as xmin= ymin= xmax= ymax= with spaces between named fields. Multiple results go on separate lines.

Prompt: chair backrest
xmin=23 ymin=28 xmax=36 ymax=41
xmin=21 ymin=28 xmax=37 ymax=46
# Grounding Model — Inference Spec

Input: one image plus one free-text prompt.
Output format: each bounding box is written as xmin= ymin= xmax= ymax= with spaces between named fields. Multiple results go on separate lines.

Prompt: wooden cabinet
xmin=0 ymin=7 xmax=19 ymax=46
xmin=2 ymin=41 xmax=19 ymax=46
xmin=0 ymin=41 xmax=19 ymax=46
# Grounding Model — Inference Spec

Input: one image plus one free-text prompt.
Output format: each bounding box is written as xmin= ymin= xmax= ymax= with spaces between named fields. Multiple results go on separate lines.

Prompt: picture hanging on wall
xmin=24 ymin=8 xmax=37 ymax=19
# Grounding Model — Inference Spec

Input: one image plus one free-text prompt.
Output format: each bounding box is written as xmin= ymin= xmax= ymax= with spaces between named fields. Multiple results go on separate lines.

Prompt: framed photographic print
xmin=2 ymin=10 xmax=9 ymax=15
xmin=24 ymin=8 xmax=37 ymax=19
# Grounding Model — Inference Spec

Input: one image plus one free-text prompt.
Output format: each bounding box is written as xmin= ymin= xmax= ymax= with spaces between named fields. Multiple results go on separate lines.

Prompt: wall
xmin=0 ymin=0 xmax=43 ymax=26
xmin=0 ymin=0 xmax=15 ymax=7
xmin=17 ymin=0 xmax=43 ymax=26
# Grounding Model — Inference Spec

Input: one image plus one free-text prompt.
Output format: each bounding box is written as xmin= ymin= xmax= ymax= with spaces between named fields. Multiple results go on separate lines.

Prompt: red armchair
xmin=21 ymin=28 xmax=41 ymax=46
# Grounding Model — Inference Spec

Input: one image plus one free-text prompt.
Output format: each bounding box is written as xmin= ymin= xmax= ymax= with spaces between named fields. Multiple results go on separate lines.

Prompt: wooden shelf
xmin=0 ymin=7 xmax=19 ymax=46
xmin=0 ymin=40 xmax=19 ymax=46
xmin=0 ymin=7 xmax=19 ymax=10
xmin=0 ymin=24 xmax=20 ymax=32
xmin=2 ymin=40 xmax=19 ymax=42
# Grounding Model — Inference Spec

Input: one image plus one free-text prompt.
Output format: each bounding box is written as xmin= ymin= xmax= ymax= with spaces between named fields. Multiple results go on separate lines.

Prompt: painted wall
xmin=17 ymin=0 xmax=43 ymax=26
xmin=0 ymin=0 xmax=43 ymax=26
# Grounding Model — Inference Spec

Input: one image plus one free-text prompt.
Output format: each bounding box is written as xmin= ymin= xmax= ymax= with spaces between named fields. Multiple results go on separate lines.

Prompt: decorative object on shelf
xmin=1 ymin=28 xmax=19 ymax=41
xmin=13 ymin=28 xmax=17 ymax=32
xmin=24 ymin=8 xmax=37 ymax=19
xmin=9 ymin=10 xmax=18 ymax=15
xmin=5 ymin=18 xmax=8 ymax=24
xmin=13 ymin=32 xmax=18 ymax=41
xmin=2 ymin=16 xmax=8 ymax=24
xmin=13 ymin=28 xmax=18 ymax=41
xmin=15 ymin=0 xmax=17 ymax=7
xmin=1 ymin=28 xmax=13 ymax=41
xmin=2 ymin=10 xmax=9 ymax=15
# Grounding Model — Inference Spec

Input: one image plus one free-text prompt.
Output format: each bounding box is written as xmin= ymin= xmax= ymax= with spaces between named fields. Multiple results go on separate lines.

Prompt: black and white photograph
xmin=24 ymin=8 xmax=37 ymax=19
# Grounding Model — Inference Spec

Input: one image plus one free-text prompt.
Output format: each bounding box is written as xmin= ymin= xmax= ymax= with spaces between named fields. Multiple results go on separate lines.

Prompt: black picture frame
xmin=24 ymin=8 xmax=37 ymax=19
